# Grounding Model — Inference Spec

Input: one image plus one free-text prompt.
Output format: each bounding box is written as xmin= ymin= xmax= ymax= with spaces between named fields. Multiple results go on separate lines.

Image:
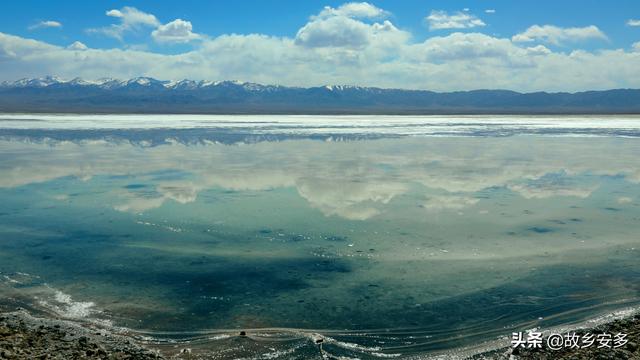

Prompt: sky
xmin=1 ymin=0 xmax=640 ymax=91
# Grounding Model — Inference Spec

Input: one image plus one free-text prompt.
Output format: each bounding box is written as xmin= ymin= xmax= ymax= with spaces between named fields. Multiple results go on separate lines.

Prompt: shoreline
xmin=1 ymin=308 xmax=639 ymax=359
xmin=470 ymin=309 xmax=640 ymax=359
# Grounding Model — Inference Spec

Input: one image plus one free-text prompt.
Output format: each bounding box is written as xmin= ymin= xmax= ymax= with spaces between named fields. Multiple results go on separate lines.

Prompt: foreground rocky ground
xmin=0 ymin=311 xmax=162 ymax=359
xmin=0 ymin=310 xmax=639 ymax=359
xmin=472 ymin=313 xmax=640 ymax=360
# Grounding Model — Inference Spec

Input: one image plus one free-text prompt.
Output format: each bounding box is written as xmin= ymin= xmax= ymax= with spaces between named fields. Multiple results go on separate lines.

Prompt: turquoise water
xmin=1 ymin=116 xmax=640 ymax=358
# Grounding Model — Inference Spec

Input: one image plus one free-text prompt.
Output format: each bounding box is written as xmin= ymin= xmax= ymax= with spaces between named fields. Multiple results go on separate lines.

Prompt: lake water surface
xmin=1 ymin=115 xmax=640 ymax=358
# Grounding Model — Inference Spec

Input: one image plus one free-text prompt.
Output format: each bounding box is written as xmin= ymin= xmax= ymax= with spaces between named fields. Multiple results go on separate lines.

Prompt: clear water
xmin=1 ymin=115 xmax=640 ymax=358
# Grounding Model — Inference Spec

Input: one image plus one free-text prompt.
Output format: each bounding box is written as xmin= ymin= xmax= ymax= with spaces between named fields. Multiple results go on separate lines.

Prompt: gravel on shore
xmin=0 ymin=311 xmax=162 ymax=359
xmin=472 ymin=313 xmax=640 ymax=360
xmin=1 ymin=309 xmax=639 ymax=359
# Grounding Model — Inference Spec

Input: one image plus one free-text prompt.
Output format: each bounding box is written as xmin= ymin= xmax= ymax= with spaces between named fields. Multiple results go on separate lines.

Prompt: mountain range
xmin=1 ymin=76 xmax=640 ymax=114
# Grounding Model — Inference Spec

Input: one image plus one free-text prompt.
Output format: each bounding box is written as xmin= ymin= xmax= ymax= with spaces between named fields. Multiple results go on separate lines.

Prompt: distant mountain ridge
xmin=1 ymin=76 xmax=640 ymax=114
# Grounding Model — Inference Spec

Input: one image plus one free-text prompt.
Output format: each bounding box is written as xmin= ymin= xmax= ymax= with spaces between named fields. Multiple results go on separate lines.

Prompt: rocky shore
xmin=1 ymin=309 xmax=639 ymax=359
xmin=472 ymin=313 xmax=640 ymax=360
xmin=0 ymin=311 xmax=162 ymax=359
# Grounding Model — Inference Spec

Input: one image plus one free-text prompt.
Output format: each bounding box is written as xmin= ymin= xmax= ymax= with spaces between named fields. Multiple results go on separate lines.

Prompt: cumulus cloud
xmin=413 ymin=32 xmax=516 ymax=62
xmin=295 ymin=17 xmax=406 ymax=49
xmin=2 ymin=2 xmax=640 ymax=92
xmin=152 ymin=19 xmax=202 ymax=43
xmin=485 ymin=9 xmax=496 ymax=14
xmin=296 ymin=16 xmax=374 ymax=48
xmin=627 ymin=19 xmax=640 ymax=27
xmin=28 ymin=20 xmax=62 ymax=31
xmin=3 ymin=29 xmax=640 ymax=92
xmin=526 ymin=44 xmax=551 ymax=56
xmin=425 ymin=10 xmax=485 ymax=30
xmin=512 ymin=25 xmax=607 ymax=45
xmin=316 ymin=2 xmax=389 ymax=19
xmin=67 ymin=41 xmax=88 ymax=50
xmin=88 ymin=6 xmax=159 ymax=40
xmin=295 ymin=3 xmax=405 ymax=49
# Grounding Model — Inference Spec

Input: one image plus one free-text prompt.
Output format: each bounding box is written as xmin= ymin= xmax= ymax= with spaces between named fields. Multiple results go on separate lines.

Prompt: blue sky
xmin=1 ymin=1 xmax=640 ymax=91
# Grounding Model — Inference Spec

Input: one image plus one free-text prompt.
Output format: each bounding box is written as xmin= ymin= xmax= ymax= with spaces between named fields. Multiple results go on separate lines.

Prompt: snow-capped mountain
xmin=0 ymin=76 xmax=639 ymax=114
xmin=0 ymin=76 xmax=290 ymax=92
xmin=3 ymin=76 xmax=66 ymax=88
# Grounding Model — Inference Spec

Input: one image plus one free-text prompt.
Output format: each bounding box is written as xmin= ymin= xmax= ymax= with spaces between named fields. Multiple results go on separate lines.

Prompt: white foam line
xmin=1 ymin=114 xmax=640 ymax=134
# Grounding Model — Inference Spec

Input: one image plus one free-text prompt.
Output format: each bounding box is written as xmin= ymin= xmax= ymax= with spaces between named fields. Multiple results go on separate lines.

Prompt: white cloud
xmin=3 ymin=29 xmax=640 ymax=92
xmin=526 ymin=44 xmax=551 ymax=56
xmin=426 ymin=10 xmax=485 ymax=30
xmin=28 ymin=20 xmax=62 ymax=31
xmin=152 ymin=19 xmax=201 ymax=43
xmin=627 ymin=19 xmax=640 ymax=27
xmin=106 ymin=7 xmax=159 ymax=26
xmin=296 ymin=16 xmax=373 ymax=48
xmin=316 ymin=2 xmax=389 ymax=19
xmin=512 ymin=25 xmax=607 ymax=45
xmin=485 ymin=9 xmax=496 ymax=14
xmin=295 ymin=3 xmax=406 ymax=49
xmin=88 ymin=6 xmax=159 ymax=40
xmin=412 ymin=32 xmax=516 ymax=62
xmin=67 ymin=41 xmax=88 ymax=51
xmin=633 ymin=42 xmax=640 ymax=52
xmin=2 ymin=2 xmax=640 ymax=92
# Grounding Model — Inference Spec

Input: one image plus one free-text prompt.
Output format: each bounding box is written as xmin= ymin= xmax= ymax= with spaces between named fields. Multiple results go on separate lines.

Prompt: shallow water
xmin=1 ymin=115 xmax=640 ymax=358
